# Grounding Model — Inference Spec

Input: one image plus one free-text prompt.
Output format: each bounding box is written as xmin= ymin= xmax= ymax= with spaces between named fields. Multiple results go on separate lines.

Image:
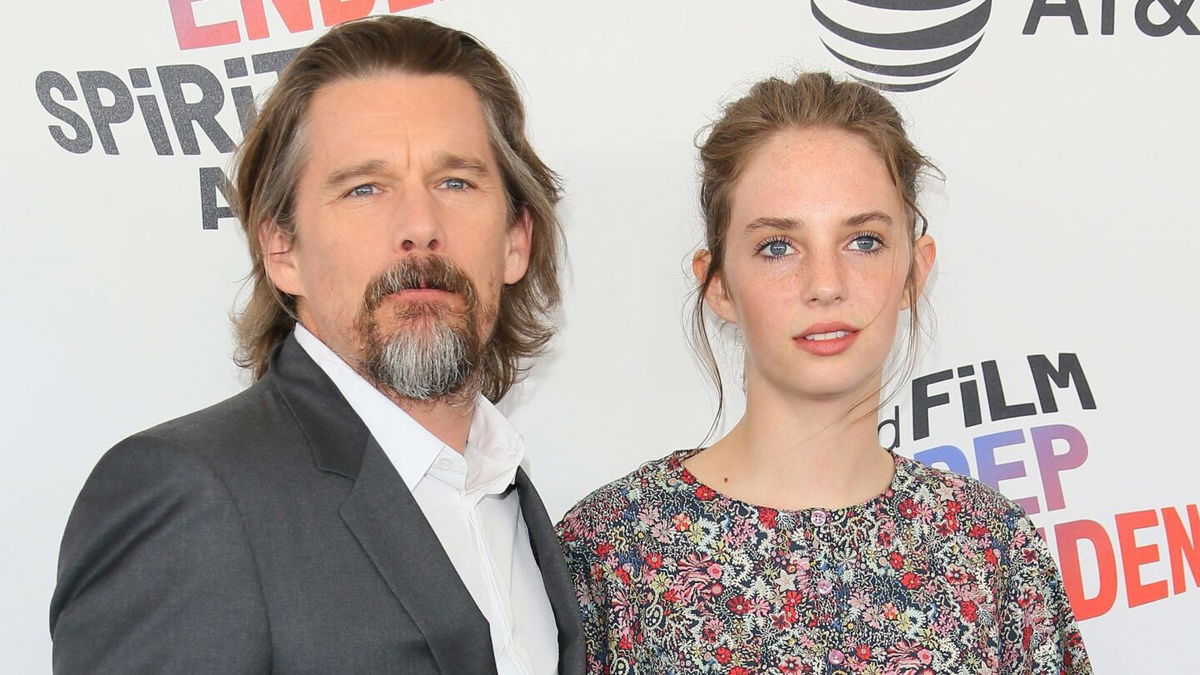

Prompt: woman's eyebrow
xmin=745 ymin=216 xmax=801 ymax=233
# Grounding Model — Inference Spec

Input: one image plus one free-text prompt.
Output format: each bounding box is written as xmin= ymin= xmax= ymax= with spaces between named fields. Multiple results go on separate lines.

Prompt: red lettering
xmin=1115 ymin=509 xmax=1169 ymax=607
xmin=169 ymin=0 xmax=240 ymax=50
xmin=242 ymin=0 xmax=315 ymax=41
xmin=320 ymin=0 xmax=376 ymax=26
xmin=1054 ymin=519 xmax=1117 ymax=620
xmin=388 ymin=0 xmax=436 ymax=11
xmin=1162 ymin=504 xmax=1200 ymax=595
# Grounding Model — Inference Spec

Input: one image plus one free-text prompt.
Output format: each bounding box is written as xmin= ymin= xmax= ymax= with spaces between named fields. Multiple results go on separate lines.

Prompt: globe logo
xmin=810 ymin=0 xmax=993 ymax=92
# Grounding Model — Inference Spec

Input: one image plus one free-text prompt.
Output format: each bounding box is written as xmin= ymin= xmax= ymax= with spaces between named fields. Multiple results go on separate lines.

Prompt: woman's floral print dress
xmin=556 ymin=449 xmax=1091 ymax=674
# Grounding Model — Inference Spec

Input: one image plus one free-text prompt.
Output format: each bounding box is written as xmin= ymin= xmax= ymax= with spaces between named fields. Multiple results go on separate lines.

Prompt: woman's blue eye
xmin=850 ymin=235 xmax=882 ymax=252
xmin=441 ymin=178 xmax=469 ymax=191
xmin=763 ymin=240 xmax=792 ymax=257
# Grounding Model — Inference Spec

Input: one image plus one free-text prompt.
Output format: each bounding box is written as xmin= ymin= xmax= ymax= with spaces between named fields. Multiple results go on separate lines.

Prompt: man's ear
xmin=902 ymin=234 xmax=937 ymax=309
xmin=503 ymin=207 xmax=533 ymax=285
xmin=692 ymin=250 xmax=738 ymax=325
xmin=260 ymin=221 xmax=303 ymax=297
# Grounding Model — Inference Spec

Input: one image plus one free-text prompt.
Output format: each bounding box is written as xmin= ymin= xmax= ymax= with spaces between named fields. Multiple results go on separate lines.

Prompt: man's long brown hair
xmin=231 ymin=15 xmax=563 ymax=402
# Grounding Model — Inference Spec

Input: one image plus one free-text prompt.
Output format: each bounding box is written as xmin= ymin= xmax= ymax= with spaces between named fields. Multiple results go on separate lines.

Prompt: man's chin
xmin=397 ymin=298 xmax=475 ymax=326
xmin=363 ymin=328 xmax=481 ymax=405
xmin=377 ymin=311 xmax=463 ymax=340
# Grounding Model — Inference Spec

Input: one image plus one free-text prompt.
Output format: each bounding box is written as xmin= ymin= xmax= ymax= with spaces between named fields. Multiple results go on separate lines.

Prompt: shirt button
xmin=436 ymin=457 xmax=454 ymax=470
xmin=828 ymin=649 xmax=845 ymax=665
xmin=817 ymin=579 xmax=833 ymax=595
xmin=810 ymin=509 xmax=828 ymax=526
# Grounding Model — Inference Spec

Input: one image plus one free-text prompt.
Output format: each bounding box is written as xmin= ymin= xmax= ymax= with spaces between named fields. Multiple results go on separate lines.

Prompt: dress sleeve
xmin=50 ymin=434 xmax=272 ymax=674
xmin=997 ymin=510 xmax=1092 ymax=674
xmin=557 ymin=508 xmax=615 ymax=674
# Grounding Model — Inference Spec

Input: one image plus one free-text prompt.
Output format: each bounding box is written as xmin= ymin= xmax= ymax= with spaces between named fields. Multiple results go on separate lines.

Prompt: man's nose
xmin=394 ymin=188 xmax=445 ymax=253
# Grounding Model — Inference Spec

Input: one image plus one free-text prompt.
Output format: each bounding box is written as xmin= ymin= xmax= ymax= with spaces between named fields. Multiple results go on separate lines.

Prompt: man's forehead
xmin=303 ymin=72 xmax=494 ymax=164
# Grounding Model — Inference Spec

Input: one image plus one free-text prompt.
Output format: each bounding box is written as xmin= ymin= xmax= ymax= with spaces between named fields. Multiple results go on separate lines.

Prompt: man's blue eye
xmin=441 ymin=178 xmax=468 ymax=191
xmin=349 ymin=184 xmax=376 ymax=197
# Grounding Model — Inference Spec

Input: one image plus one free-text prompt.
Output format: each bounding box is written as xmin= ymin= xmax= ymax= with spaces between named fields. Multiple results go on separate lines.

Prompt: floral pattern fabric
xmin=556 ymin=449 xmax=1091 ymax=674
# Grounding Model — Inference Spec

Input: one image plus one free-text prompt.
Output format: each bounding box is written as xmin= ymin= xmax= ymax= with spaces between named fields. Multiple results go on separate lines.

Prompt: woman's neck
xmin=685 ymin=378 xmax=895 ymax=510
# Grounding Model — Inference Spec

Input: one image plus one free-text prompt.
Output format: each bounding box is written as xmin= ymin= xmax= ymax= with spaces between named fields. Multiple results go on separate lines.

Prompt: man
xmin=50 ymin=16 xmax=583 ymax=674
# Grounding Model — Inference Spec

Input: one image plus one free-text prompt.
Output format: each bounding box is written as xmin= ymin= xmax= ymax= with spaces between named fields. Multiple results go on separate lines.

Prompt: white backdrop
xmin=2 ymin=1 xmax=1196 ymax=671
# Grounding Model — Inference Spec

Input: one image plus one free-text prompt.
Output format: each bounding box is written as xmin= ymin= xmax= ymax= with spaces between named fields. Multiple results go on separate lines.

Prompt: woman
xmin=556 ymin=73 xmax=1091 ymax=674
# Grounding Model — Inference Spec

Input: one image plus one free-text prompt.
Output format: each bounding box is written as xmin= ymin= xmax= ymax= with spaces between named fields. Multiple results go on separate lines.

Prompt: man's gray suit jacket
xmin=49 ymin=334 xmax=585 ymax=674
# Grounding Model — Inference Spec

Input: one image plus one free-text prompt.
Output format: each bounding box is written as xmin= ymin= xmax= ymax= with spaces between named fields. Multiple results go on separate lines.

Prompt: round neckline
xmin=669 ymin=446 xmax=909 ymax=517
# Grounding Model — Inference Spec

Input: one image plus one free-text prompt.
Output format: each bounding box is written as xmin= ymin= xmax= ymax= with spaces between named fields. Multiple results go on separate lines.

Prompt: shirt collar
xmin=293 ymin=325 xmax=523 ymax=495
xmin=463 ymin=393 xmax=525 ymax=496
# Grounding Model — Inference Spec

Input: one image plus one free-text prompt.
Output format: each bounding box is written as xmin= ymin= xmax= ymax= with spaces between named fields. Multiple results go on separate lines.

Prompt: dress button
xmin=828 ymin=649 xmax=845 ymax=665
xmin=810 ymin=509 xmax=828 ymax=526
xmin=817 ymin=579 xmax=833 ymax=595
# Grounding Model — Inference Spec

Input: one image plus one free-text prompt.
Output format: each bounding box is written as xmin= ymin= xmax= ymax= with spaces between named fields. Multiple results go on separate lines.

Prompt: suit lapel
xmin=269 ymin=336 xmax=496 ymax=675
xmin=514 ymin=469 xmax=586 ymax=674
xmin=340 ymin=439 xmax=496 ymax=674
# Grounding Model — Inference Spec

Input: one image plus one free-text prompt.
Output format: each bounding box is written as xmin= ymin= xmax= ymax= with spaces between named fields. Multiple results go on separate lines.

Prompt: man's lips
xmin=385 ymin=287 xmax=455 ymax=298
xmin=793 ymin=322 xmax=859 ymax=355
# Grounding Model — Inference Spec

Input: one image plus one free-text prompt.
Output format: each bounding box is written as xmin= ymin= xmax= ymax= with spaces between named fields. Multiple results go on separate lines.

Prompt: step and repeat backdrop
xmin=2 ymin=0 xmax=1196 ymax=671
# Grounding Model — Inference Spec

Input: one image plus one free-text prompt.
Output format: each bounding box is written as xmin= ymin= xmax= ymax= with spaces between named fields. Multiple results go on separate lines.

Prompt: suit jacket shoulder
xmin=50 ymin=411 xmax=275 ymax=673
xmin=51 ymin=336 xmax=582 ymax=674
xmin=50 ymin=341 xmax=377 ymax=674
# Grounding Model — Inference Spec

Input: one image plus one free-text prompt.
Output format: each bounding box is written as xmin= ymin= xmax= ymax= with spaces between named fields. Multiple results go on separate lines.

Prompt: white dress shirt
xmin=294 ymin=325 xmax=559 ymax=675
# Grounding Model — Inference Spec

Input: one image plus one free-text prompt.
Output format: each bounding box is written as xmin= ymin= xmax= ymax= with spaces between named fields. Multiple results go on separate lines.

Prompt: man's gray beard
xmin=354 ymin=255 xmax=486 ymax=403
xmin=366 ymin=315 xmax=476 ymax=401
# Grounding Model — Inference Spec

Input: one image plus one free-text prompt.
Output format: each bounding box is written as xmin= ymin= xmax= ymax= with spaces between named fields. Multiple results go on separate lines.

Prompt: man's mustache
xmin=362 ymin=256 xmax=478 ymax=312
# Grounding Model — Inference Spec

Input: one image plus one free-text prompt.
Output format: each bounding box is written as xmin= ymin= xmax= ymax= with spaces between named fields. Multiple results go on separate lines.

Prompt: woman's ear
xmin=903 ymin=234 xmax=937 ymax=309
xmin=693 ymin=250 xmax=738 ymax=324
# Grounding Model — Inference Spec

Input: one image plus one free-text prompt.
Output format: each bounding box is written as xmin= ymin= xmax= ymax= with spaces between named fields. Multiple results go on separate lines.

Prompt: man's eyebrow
xmin=745 ymin=216 xmax=800 ymax=233
xmin=431 ymin=153 xmax=491 ymax=175
xmin=323 ymin=154 xmax=492 ymax=191
xmin=323 ymin=159 xmax=389 ymax=190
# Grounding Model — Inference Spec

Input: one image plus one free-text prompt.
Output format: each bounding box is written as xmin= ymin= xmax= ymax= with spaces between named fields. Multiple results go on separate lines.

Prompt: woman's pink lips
xmin=793 ymin=324 xmax=859 ymax=356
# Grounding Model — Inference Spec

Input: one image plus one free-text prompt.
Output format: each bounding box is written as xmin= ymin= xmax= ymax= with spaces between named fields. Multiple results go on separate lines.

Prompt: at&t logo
xmin=810 ymin=0 xmax=993 ymax=92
